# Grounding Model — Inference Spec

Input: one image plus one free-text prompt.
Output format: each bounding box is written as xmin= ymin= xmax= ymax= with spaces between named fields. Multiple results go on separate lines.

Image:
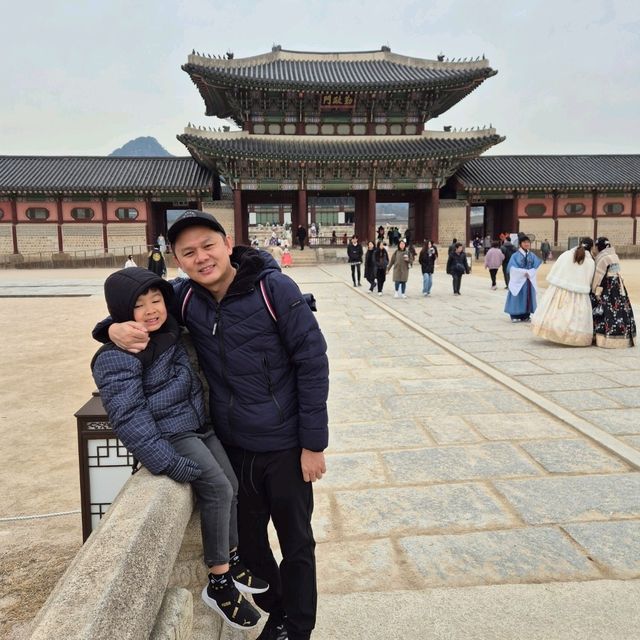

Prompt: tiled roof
xmin=0 ymin=156 xmax=213 ymax=194
xmin=178 ymin=130 xmax=505 ymax=163
xmin=457 ymin=155 xmax=640 ymax=190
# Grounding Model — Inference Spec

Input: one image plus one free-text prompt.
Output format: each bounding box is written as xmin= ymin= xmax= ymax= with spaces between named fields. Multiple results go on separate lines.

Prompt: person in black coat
xmin=147 ymin=245 xmax=166 ymax=277
xmin=364 ymin=241 xmax=377 ymax=292
xmin=296 ymin=225 xmax=307 ymax=250
xmin=446 ymin=242 xmax=470 ymax=295
xmin=373 ymin=240 xmax=389 ymax=295
xmin=418 ymin=240 xmax=438 ymax=296
xmin=346 ymin=235 xmax=363 ymax=286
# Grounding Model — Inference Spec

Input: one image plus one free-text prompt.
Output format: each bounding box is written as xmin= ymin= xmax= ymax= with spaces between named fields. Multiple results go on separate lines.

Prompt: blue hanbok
xmin=504 ymin=249 xmax=542 ymax=320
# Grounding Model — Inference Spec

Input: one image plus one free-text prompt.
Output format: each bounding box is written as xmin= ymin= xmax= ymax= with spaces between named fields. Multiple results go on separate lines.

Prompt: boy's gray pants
xmin=170 ymin=430 xmax=238 ymax=567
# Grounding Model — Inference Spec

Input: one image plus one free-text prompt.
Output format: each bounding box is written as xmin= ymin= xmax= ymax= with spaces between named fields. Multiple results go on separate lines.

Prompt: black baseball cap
xmin=167 ymin=210 xmax=226 ymax=245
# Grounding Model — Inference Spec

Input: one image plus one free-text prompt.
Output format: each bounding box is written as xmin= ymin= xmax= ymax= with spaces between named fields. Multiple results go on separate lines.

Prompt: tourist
xmin=448 ymin=237 xmax=458 ymax=257
xmin=147 ymin=244 xmax=166 ymax=278
xmin=483 ymin=241 xmax=504 ymax=290
xmin=504 ymin=234 xmax=542 ymax=322
xmin=94 ymin=211 xmax=329 ymax=640
xmin=296 ymin=224 xmax=307 ymax=250
xmin=364 ymin=240 xmax=377 ymax=292
xmin=124 ymin=254 xmax=137 ymax=268
xmin=388 ymin=238 xmax=413 ymax=298
xmin=282 ymin=246 xmax=292 ymax=268
xmin=531 ymin=239 xmax=595 ymax=345
xmin=591 ymin=237 xmax=637 ymax=348
xmin=473 ymin=236 xmax=482 ymax=261
xmin=373 ymin=240 xmax=389 ymax=295
xmin=270 ymin=241 xmax=284 ymax=268
xmin=331 ymin=230 xmax=337 ymax=245
xmin=500 ymin=235 xmax=516 ymax=288
xmin=446 ymin=242 xmax=470 ymax=295
xmin=157 ymin=234 xmax=167 ymax=254
xmin=540 ymin=238 xmax=552 ymax=263
xmin=377 ymin=225 xmax=385 ymax=243
xmin=91 ymin=267 xmax=266 ymax=631
xmin=418 ymin=240 xmax=438 ymax=296
xmin=347 ymin=234 xmax=363 ymax=287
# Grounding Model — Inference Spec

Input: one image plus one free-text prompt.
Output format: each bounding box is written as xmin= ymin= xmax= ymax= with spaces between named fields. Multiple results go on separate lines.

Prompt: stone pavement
xmin=2 ymin=265 xmax=639 ymax=639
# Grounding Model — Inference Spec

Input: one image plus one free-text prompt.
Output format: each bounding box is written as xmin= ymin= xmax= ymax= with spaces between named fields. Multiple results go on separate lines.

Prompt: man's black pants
xmin=226 ymin=446 xmax=316 ymax=640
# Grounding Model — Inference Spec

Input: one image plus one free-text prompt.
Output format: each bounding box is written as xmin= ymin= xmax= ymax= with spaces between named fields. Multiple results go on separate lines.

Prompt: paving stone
xmin=536 ymin=357 xmax=620 ymax=373
xmin=334 ymin=484 xmax=516 ymax=537
xmin=328 ymin=396 xmax=389 ymax=422
xmin=353 ymin=366 xmax=435 ymax=381
xmin=447 ymin=340 xmax=505 ymax=353
xmin=399 ymin=527 xmax=600 ymax=587
xmin=383 ymin=443 xmax=541 ymax=483
xmin=563 ymin=521 xmax=640 ymax=577
xmin=311 ymin=493 xmax=335 ymax=543
xmin=399 ymin=377 xmax=497 ymax=393
xmin=598 ymin=387 xmax=640 ymax=407
xmin=547 ymin=390 xmax=621 ymax=411
xmin=319 ymin=452 xmax=386 ymax=490
xmin=494 ymin=474 xmax=640 ymax=524
xmin=385 ymin=392 xmax=500 ymax=417
xmin=329 ymin=420 xmax=433 ymax=452
xmin=622 ymin=435 xmax=640 ymax=450
xmin=578 ymin=409 xmax=640 ymax=435
xmin=516 ymin=373 xmax=618 ymax=392
xmin=327 ymin=357 xmax=368 ymax=371
xmin=316 ymin=538 xmax=409 ymax=593
xmin=375 ymin=354 xmax=443 ymax=367
xmin=422 ymin=418 xmax=483 ymax=444
xmin=523 ymin=345 xmax=593 ymax=360
xmin=520 ymin=439 xmax=628 ymax=473
xmin=465 ymin=412 xmax=574 ymax=440
xmin=423 ymin=354 xmax=462 ymax=365
xmin=490 ymin=361 xmax=550 ymax=375
xmin=482 ymin=391 xmax=538 ymax=413
xmin=330 ymin=379 xmax=399 ymax=400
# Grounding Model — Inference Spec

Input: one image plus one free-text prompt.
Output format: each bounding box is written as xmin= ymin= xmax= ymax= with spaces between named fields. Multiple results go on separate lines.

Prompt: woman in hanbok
xmin=504 ymin=234 xmax=542 ymax=322
xmin=531 ymin=239 xmax=594 ymax=346
xmin=590 ymin=237 xmax=636 ymax=348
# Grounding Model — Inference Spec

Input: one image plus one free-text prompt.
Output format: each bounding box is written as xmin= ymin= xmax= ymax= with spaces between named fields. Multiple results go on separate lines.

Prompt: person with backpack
xmin=91 ymin=267 xmax=267 ymax=631
xmin=147 ymin=244 xmax=166 ymax=277
xmin=94 ymin=210 xmax=329 ymax=640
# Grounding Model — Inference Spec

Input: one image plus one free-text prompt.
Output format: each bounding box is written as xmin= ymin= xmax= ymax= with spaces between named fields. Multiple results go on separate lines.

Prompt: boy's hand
xmin=301 ymin=449 xmax=326 ymax=483
xmin=108 ymin=321 xmax=150 ymax=353
xmin=166 ymin=456 xmax=202 ymax=483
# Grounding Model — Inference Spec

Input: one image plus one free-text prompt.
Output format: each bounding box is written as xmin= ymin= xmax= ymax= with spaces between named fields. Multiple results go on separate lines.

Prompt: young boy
xmin=91 ymin=267 xmax=268 ymax=631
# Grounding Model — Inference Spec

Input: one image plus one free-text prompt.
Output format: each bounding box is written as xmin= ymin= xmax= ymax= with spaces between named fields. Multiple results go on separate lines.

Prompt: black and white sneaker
xmin=202 ymin=572 xmax=261 ymax=630
xmin=256 ymin=614 xmax=288 ymax=640
xmin=229 ymin=550 xmax=269 ymax=594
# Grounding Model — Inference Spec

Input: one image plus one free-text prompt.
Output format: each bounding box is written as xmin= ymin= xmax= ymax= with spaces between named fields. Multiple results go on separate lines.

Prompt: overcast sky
xmin=1 ymin=0 xmax=638 ymax=157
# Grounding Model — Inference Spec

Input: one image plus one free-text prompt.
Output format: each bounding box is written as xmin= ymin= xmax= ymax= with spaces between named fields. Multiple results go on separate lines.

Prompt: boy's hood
xmin=104 ymin=267 xmax=174 ymax=322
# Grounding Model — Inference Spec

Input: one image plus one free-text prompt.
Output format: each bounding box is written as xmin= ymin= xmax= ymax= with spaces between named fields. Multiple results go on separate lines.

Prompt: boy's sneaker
xmin=202 ymin=573 xmax=261 ymax=630
xmin=229 ymin=550 xmax=269 ymax=594
xmin=256 ymin=614 xmax=288 ymax=640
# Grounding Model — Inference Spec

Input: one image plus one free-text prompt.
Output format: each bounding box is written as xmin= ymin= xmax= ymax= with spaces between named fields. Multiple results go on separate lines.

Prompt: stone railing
xmin=28 ymin=470 xmax=203 ymax=640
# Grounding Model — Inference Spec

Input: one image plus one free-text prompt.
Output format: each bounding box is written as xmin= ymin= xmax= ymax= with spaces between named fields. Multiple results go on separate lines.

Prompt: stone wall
xmin=16 ymin=224 xmax=58 ymax=254
xmin=106 ymin=223 xmax=148 ymax=251
xmin=597 ymin=217 xmax=634 ymax=247
xmin=62 ymin=224 xmax=104 ymax=254
xmin=203 ymin=202 xmax=234 ymax=238
xmin=439 ymin=200 xmax=467 ymax=245
xmin=518 ymin=219 xmax=554 ymax=247
xmin=0 ymin=224 xmax=12 ymax=254
xmin=557 ymin=218 xmax=597 ymax=248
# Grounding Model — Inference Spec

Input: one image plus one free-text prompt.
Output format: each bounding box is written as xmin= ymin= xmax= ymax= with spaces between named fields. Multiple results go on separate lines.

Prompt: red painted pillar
xmin=10 ymin=197 xmax=18 ymax=254
xmin=428 ymin=188 xmax=440 ymax=243
xmin=101 ymin=198 xmax=109 ymax=253
xmin=367 ymin=188 xmax=376 ymax=244
xmin=552 ymin=192 xmax=559 ymax=246
xmin=233 ymin=189 xmax=243 ymax=244
xmin=298 ymin=189 xmax=307 ymax=235
xmin=465 ymin=202 xmax=471 ymax=247
xmin=145 ymin=198 xmax=154 ymax=248
xmin=56 ymin=197 xmax=64 ymax=253
xmin=592 ymin=190 xmax=599 ymax=241
xmin=632 ymin=191 xmax=638 ymax=245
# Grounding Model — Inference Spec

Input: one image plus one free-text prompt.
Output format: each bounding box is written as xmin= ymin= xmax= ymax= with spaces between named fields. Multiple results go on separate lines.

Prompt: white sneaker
xmin=401 ymin=294 xmax=407 ymax=298
xmin=394 ymin=291 xmax=400 ymax=298
xmin=378 ymin=292 xmax=383 ymax=296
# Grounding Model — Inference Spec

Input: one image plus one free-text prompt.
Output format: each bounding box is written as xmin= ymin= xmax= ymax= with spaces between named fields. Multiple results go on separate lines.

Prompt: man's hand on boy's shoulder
xmin=301 ymin=449 xmax=326 ymax=483
xmin=108 ymin=321 xmax=150 ymax=353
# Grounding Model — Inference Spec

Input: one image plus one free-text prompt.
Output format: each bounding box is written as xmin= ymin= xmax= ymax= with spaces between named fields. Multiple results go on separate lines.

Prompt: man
xmin=448 ymin=237 xmax=458 ymax=257
xmin=94 ymin=211 xmax=329 ymax=640
xmin=540 ymin=238 xmax=551 ymax=263
xmin=500 ymin=235 xmax=516 ymax=288
xmin=504 ymin=234 xmax=542 ymax=323
xmin=296 ymin=224 xmax=307 ymax=251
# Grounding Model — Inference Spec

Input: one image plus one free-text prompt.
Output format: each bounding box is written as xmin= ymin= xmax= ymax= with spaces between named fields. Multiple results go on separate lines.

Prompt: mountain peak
xmin=109 ymin=136 xmax=173 ymax=157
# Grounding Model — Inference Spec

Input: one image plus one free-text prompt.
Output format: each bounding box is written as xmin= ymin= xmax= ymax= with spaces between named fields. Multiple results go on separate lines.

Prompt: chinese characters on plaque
xmin=320 ymin=93 xmax=356 ymax=109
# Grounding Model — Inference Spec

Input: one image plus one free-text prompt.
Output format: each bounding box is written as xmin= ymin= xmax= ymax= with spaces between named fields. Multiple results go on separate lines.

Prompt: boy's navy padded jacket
xmin=94 ymin=247 xmax=329 ymax=454
xmin=91 ymin=269 xmax=207 ymax=475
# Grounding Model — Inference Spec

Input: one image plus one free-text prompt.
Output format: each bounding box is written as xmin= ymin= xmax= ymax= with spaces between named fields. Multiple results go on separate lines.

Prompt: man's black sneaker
xmin=202 ymin=573 xmax=261 ymax=630
xmin=229 ymin=551 xmax=269 ymax=594
xmin=256 ymin=614 xmax=288 ymax=640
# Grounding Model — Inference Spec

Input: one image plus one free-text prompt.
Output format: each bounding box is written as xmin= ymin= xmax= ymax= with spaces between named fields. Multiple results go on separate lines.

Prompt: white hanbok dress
xmin=531 ymin=247 xmax=595 ymax=346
